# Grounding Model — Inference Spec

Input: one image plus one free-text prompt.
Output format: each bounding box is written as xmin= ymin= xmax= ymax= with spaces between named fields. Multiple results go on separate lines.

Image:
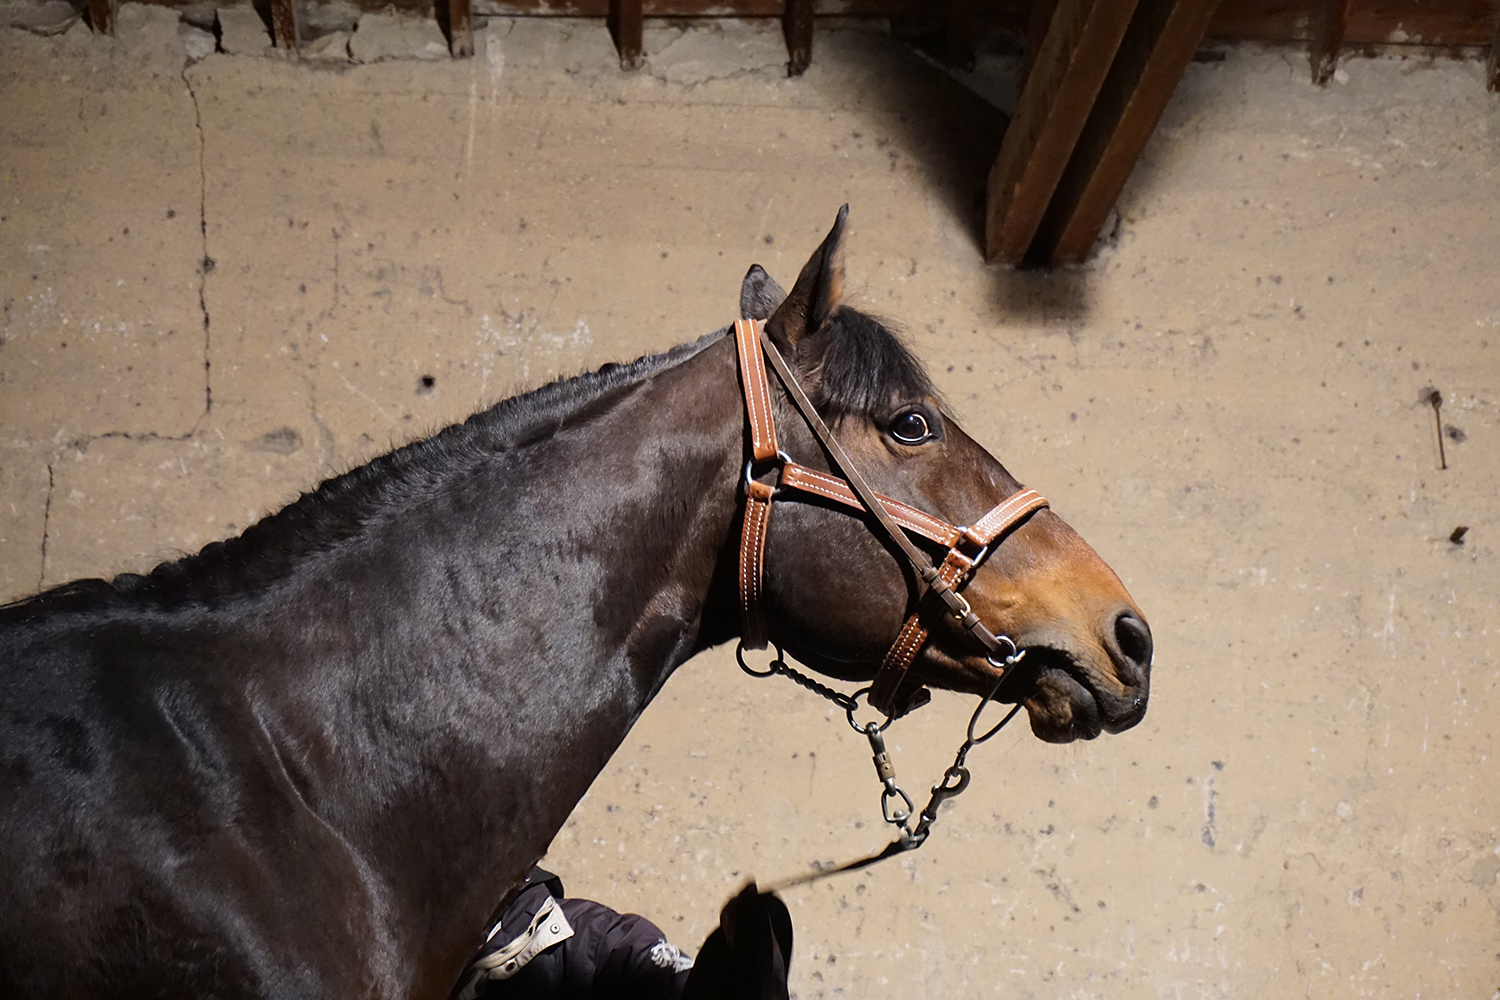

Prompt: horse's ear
xmin=740 ymin=265 xmax=786 ymax=321
xmin=764 ymin=205 xmax=847 ymax=352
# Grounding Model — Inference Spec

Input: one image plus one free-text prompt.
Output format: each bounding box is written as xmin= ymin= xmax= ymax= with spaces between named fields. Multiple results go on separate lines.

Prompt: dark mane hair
xmin=810 ymin=307 xmax=936 ymax=419
xmin=1 ymin=329 xmax=728 ymax=622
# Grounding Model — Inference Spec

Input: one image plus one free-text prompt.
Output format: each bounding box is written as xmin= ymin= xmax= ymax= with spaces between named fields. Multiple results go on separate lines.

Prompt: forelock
xmin=807 ymin=308 xmax=935 ymax=418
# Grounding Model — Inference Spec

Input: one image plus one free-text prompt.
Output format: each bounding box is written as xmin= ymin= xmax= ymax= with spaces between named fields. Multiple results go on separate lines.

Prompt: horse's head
xmin=744 ymin=209 xmax=1150 ymax=743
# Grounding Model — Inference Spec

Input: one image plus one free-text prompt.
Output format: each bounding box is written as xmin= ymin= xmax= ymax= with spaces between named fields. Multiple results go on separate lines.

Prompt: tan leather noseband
xmin=732 ymin=318 xmax=1049 ymax=719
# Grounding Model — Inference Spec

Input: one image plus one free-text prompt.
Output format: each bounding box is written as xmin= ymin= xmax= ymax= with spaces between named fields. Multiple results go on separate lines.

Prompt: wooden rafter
xmin=609 ymin=0 xmax=643 ymax=69
xmin=1489 ymin=15 xmax=1499 ymax=92
xmin=448 ymin=0 xmax=474 ymax=58
xmin=785 ymin=0 xmax=813 ymax=76
xmin=985 ymin=0 xmax=1142 ymax=264
xmin=1310 ymin=0 xmax=1350 ymax=85
xmin=87 ymin=0 xmax=116 ymax=35
xmin=270 ymin=0 xmax=301 ymax=52
xmin=944 ymin=0 xmax=978 ymax=70
xmin=1021 ymin=0 xmax=1061 ymax=85
xmin=1031 ymin=0 xmax=1222 ymax=264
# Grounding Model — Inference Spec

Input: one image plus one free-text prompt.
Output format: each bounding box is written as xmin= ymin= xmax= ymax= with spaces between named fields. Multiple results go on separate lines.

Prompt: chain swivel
xmin=861 ymin=723 xmax=915 ymax=827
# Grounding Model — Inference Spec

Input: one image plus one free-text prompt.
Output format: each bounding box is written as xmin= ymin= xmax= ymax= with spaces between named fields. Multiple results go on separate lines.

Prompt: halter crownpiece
xmin=731 ymin=318 xmax=1049 ymax=718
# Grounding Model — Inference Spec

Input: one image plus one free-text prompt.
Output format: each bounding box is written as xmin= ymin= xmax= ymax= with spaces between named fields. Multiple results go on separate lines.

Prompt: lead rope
xmin=737 ymin=642 xmax=1027 ymax=891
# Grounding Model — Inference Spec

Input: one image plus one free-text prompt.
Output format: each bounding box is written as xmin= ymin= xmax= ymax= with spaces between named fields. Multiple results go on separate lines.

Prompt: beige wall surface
xmin=2 ymin=9 xmax=1497 ymax=998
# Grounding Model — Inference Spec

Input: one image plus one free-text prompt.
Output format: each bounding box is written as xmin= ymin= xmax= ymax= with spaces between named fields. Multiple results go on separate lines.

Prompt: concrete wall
xmin=2 ymin=9 xmax=1497 ymax=996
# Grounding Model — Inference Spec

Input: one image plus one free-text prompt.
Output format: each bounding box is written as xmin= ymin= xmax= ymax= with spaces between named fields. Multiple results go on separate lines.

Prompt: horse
xmin=0 ymin=207 xmax=1150 ymax=1000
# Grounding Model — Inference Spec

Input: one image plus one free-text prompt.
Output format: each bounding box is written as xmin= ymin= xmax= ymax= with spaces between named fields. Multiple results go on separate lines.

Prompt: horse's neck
xmin=263 ymin=335 xmax=745 ymax=972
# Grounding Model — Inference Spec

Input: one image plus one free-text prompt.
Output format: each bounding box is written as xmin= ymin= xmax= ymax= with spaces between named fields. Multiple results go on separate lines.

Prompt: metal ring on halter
xmin=845 ymin=687 xmax=893 ymax=734
xmin=736 ymin=640 xmax=783 ymax=679
xmin=984 ymin=635 xmax=1022 ymax=669
xmin=742 ymin=450 xmax=793 ymax=488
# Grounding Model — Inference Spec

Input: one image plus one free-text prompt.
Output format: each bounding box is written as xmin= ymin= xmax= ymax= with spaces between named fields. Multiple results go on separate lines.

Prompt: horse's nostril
xmin=1114 ymin=610 xmax=1153 ymax=681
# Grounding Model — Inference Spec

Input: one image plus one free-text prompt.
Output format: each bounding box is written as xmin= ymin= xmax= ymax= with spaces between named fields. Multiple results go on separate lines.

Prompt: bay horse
xmin=0 ymin=208 xmax=1150 ymax=1000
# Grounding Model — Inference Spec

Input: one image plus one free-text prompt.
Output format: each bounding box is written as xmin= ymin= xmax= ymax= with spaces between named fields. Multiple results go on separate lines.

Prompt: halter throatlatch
xmin=732 ymin=318 xmax=1049 ymax=719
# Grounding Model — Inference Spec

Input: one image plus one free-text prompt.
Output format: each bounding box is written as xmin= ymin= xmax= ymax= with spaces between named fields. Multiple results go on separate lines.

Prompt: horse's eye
xmin=890 ymin=410 xmax=932 ymax=445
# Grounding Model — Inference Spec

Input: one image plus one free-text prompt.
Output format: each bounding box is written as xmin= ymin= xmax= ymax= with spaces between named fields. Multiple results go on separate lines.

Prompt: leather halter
xmin=732 ymin=318 xmax=1050 ymax=719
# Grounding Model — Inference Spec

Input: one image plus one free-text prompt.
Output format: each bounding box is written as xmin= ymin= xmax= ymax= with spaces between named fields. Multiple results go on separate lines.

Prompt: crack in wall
xmin=331 ymin=226 xmax=342 ymax=313
xmin=1202 ymin=774 xmax=1218 ymax=849
xmin=182 ymin=64 xmax=213 ymax=420
xmin=37 ymin=463 xmax=54 ymax=592
xmin=304 ymin=375 xmax=339 ymax=474
xmin=97 ymin=430 xmax=195 ymax=443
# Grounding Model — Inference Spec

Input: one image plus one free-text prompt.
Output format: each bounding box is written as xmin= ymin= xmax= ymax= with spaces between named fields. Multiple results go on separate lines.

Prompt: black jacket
xmin=458 ymin=869 xmax=693 ymax=1000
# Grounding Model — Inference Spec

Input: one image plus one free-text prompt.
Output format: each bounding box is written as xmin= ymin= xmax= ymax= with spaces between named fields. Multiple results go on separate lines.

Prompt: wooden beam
xmin=609 ymin=0 xmax=643 ymax=69
xmin=1031 ymin=0 xmax=1221 ymax=264
xmin=1310 ymin=0 xmax=1349 ymax=85
xmin=1489 ymin=16 xmax=1500 ymax=93
xmin=269 ymin=0 xmax=301 ymax=52
xmin=67 ymin=0 xmax=1496 ymax=48
xmin=1210 ymin=2 xmax=1498 ymax=46
xmin=448 ymin=0 xmax=474 ymax=58
xmin=985 ymin=0 xmax=1142 ymax=264
xmin=944 ymin=0 xmax=977 ymax=70
xmin=784 ymin=0 xmax=813 ymax=76
xmin=1021 ymin=0 xmax=1060 ymax=86
xmin=87 ymin=0 xmax=116 ymax=36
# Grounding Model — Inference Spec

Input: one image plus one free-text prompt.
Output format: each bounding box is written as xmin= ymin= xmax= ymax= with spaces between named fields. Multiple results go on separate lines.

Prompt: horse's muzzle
xmin=1018 ymin=606 xmax=1152 ymax=743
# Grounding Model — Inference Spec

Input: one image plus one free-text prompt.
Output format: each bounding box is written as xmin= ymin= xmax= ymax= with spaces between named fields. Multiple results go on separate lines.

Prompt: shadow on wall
xmin=824 ymin=30 xmax=1096 ymax=327
xmin=982 ymin=266 xmax=1095 ymax=326
xmin=826 ymin=32 xmax=1004 ymax=249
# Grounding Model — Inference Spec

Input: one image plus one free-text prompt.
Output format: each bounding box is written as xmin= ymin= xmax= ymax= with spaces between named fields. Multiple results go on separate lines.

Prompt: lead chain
xmin=736 ymin=642 xmax=858 ymax=713
xmin=737 ymin=641 xmax=1027 ymax=858
xmin=847 ymin=651 xmax=1027 ymax=850
xmin=862 ymin=723 xmax=916 ymax=831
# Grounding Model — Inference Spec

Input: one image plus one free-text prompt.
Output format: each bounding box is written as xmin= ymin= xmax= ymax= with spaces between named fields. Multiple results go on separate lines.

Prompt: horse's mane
xmin=1 ymin=330 xmax=728 ymax=621
xmin=2 ymin=306 xmax=933 ymax=620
